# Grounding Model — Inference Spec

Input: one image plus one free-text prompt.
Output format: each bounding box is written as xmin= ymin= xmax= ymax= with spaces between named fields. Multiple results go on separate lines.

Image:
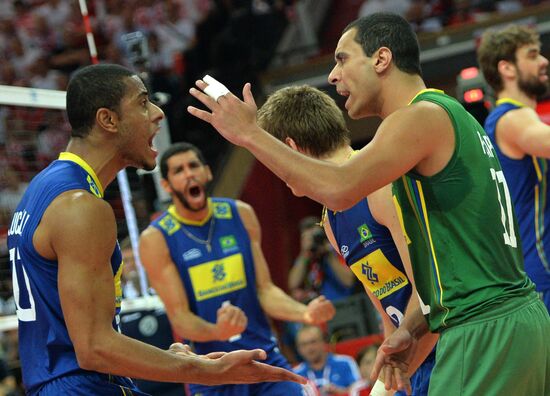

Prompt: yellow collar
xmin=167 ymin=199 xmax=213 ymax=226
xmin=408 ymin=88 xmax=444 ymax=105
xmin=58 ymin=152 xmax=104 ymax=197
xmin=496 ymin=98 xmax=527 ymax=108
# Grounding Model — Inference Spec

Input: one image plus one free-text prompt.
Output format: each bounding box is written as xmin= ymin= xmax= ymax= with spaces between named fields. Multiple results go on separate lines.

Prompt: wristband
xmin=370 ymin=379 xmax=394 ymax=396
xmin=202 ymin=75 xmax=230 ymax=102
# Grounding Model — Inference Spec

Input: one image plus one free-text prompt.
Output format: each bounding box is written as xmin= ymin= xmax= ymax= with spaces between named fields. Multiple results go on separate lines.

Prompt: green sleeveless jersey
xmin=393 ymin=90 xmax=534 ymax=332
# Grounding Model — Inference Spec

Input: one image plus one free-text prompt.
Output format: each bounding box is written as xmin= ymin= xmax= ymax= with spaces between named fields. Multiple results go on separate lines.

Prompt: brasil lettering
xmin=373 ymin=276 xmax=407 ymax=299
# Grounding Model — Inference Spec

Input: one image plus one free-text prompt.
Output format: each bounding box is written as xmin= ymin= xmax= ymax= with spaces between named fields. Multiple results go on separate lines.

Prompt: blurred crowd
xmin=359 ymin=0 xmax=546 ymax=33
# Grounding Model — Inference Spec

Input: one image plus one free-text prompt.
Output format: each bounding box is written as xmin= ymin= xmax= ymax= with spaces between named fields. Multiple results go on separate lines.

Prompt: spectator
xmin=289 ymin=216 xmax=356 ymax=304
xmin=293 ymin=325 xmax=361 ymax=396
xmin=349 ymin=344 xmax=379 ymax=396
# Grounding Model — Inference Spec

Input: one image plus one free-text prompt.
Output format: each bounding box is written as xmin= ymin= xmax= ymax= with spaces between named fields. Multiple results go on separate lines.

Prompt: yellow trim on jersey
xmin=407 ymin=89 xmax=444 ymax=105
xmin=416 ymin=180 xmax=450 ymax=325
xmin=58 ymin=152 xmax=104 ymax=197
xmin=167 ymin=199 xmax=213 ymax=226
xmin=189 ymin=253 xmax=247 ymax=301
xmin=533 ymin=156 xmax=543 ymax=181
xmin=496 ymin=98 xmax=527 ymax=108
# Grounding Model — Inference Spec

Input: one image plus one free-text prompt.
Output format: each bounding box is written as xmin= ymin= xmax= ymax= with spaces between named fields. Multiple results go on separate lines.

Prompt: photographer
xmin=289 ymin=216 xmax=356 ymax=304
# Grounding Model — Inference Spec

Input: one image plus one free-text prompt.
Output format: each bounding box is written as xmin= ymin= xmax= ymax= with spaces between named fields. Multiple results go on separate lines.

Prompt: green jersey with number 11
xmin=393 ymin=89 xmax=534 ymax=332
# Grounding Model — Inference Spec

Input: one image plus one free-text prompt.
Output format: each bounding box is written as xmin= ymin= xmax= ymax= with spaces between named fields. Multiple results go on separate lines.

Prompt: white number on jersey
xmin=490 ymin=168 xmax=517 ymax=248
xmin=9 ymin=248 xmax=37 ymax=322
xmin=385 ymin=305 xmax=404 ymax=326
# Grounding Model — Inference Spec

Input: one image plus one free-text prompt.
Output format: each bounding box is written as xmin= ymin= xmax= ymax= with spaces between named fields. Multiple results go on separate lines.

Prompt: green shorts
xmin=428 ymin=293 xmax=550 ymax=396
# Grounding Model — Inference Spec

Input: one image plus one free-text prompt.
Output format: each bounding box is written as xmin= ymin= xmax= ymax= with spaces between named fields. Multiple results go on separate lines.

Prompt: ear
xmin=497 ymin=59 xmax=516 ymax=80
xmin=285 ymin=137 xmax=307 ymax=154
xmin=96 ymin=107 xmax=118 ymax=133
xmin=205 ymin=165 xmax=213 ymax=182
xmin=373 ymin=47 xmax=393 ymax=73
xmin=160 ymin=178 xmax=172 ymax=194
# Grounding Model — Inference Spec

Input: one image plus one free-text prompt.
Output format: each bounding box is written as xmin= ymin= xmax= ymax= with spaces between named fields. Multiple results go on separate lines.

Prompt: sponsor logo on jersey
xmin=340 ymin=245 xmax=349 ymax=259
xmin=213 ymin=202 xmax=232 ymax=219
xmin=158 ymin=214 xmax=181 ymax=236
xmin=350 ymin=249 xmax=409 ymax=300
xmin=357 ymin=223 xmax=375 ymax=247
xmin=219 ymin=235 xmax=239 ymax=254
xmin=87 ymin=174 xmax=102 ymax=198
xmin=189 ymin=253 xmax=247 ymax=301
xmin=183 ymin=248 xmax=202 ymax=261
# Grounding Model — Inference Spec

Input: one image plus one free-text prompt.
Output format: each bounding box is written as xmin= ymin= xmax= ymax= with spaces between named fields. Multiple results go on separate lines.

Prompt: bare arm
xmin=237 ymin=200 xmax=335 ymax=325
xmin=188 ymin=82 xmax=452 ymax=211
xmin=139 ymin=226 xmax=246 ymax=341
xmin=40 ymin=191 xmax=305 ymax=385
xmin=497 ymin=107 xmax=550 ymax=158
xmin=368 ymin=186 xmax=438 ymax=375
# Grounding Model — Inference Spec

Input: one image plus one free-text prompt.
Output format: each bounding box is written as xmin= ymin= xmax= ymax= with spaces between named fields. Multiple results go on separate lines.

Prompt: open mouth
xmin=189 ymin=185 xmax=202 ymax=197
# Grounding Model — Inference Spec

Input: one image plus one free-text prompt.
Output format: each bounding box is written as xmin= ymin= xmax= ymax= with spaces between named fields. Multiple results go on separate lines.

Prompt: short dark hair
xmin=344 ymin=13 xmax=422 ymax=76
xmin=477 ymin=25 xmax=539 ymax=93
xmin=257 ymin=85 xmax=350 ymax=158
xmin=159 ymin=142 xmax=207 ymax=179
xmin=66 ymin=64 xmax=135 ymax=138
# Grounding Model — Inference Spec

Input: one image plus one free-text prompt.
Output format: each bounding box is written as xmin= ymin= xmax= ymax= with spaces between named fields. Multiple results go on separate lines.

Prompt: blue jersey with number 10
xmin=6 ymin=152 xmax=124 ymax=394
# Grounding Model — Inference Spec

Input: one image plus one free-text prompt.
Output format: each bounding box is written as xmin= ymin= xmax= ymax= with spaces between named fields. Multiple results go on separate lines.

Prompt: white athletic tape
xmin=203 ymin=75 xmax=230 ymax=102
xmin=370 ymin=379 xmax=394 ymax=396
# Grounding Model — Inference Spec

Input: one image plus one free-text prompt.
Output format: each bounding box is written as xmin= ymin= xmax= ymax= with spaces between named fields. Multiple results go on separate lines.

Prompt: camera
xmin=310 ymin=228 xmax=326 ymax=254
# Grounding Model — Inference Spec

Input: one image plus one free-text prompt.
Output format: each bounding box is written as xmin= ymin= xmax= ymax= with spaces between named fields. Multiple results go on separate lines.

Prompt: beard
xmin=518 ymin=72 xmax=548 ymax=98
xmin=171 ymin=180 xmax=209 ymax=212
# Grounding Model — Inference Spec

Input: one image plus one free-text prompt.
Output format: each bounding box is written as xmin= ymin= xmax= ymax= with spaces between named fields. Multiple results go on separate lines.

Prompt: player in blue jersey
xmin=139 ymin=142 xmax=336 ymax=396
xmin=6 ymin=64 xmax=306 ymax=395
xmin=257 ymin=85 xmax=438 ymax=395
xmin=478 ymin=25 xmax=550 ymax=312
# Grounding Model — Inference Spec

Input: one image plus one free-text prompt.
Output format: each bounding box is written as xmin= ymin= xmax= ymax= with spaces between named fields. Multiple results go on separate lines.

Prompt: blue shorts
xmin=189 ymin=349 xmax=303 ymax=396
xmin=32 ymin=372 xmax=150 ymax=396
xmin=395 ymin=347 xmax=436 ymax=396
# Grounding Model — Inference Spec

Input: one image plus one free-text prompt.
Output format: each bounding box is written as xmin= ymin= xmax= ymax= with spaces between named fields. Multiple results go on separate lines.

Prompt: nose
xmin=328 ymin=64 xmax=339 ymax=85
xmin=541 ymin=54 xmax=549 ymax=68
xmin=151 ymin=102 xmax=165 ymax=121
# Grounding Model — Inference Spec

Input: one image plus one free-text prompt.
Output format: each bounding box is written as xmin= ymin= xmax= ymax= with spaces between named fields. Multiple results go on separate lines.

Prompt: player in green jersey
xmin=188 ymin=12 xmax=550 ymax=396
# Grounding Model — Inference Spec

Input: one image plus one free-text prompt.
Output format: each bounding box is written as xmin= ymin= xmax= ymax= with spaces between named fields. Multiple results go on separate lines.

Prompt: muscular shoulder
xmin=235 ymin=200 xmax=260 ymax=240
xmin=37 ymin=190 xmax=116 ymax=258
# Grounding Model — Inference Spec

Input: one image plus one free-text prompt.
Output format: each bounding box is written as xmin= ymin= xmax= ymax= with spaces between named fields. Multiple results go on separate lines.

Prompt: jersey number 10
xmin=9 ymin=247 xmax=37 ymax=322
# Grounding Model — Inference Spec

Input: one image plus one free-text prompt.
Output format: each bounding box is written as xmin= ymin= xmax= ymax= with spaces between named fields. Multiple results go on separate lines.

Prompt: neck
xmin=309 ymin=354 xmax=328 ymax=371
xmin=321 ymin=145 xmax=354 ymax=165
xmin=379 ymin=73 xmax=427 ymax=119
xmin=65 ymin=135 xmax=123 ymax=189
xmin=498 ymin=86 xmax=537 ymax=109
xmin=172 ymin=199 xmax=211 ymax=224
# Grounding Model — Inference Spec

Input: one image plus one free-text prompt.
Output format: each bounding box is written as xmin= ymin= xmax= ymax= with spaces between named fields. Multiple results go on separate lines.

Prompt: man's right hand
xmin=201 ymin=349 xmax=307 ymax=385
xmin=216 ymin=302 xmax=247 ymax=340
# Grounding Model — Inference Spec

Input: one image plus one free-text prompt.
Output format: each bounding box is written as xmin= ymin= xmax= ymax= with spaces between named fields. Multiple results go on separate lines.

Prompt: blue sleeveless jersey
xmin=485 ymin=101 xmax=550 ymax=292
xmin=326 ymin=198 xmax=412 ymax=327
xmin=151 ymin=198 xmax=277 ymax=354
xmin=6 ymin=152 xmax=125 ymax=393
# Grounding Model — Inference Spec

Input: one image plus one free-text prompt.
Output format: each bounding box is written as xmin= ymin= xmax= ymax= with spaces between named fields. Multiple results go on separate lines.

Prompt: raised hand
xmin=303 ymin=295 xmax=336 ymax=325
xmin=188 ymin=80 xmax=260 ymax=147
